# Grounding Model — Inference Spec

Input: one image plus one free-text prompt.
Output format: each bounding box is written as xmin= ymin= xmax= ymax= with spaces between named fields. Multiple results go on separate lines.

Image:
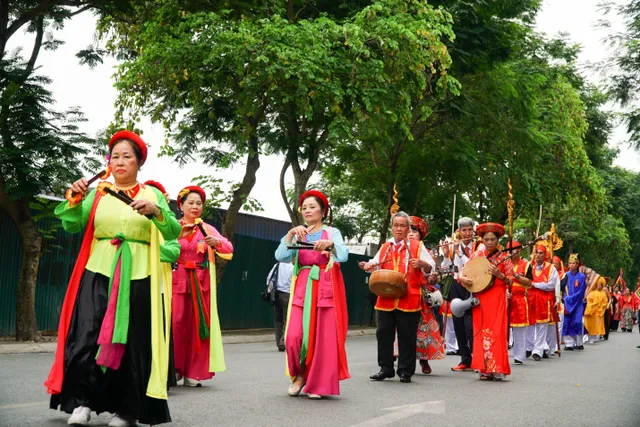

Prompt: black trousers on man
xmin=376 ymin=309 xmax=421 ymax=377
xmin=274 ymin=291 xmax=290 ymax=350
xmin=448 ymin=280 xmax=473 ymax=366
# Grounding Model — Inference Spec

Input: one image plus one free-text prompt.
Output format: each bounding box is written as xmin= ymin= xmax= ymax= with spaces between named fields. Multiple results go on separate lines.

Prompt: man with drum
xmin=360 ymin=212 xmax=436 ymax=383
xmin=440 ymin=217 xmax=482 ymax=372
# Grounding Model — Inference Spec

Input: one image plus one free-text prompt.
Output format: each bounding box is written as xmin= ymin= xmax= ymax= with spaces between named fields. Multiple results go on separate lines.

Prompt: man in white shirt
xmin=440 ymin=217 xmax=482 ymax=371
xmin=266 ymin=262 xmax=294 ymax=351
xmin=360 ymin=212 xmax=436 ymax=383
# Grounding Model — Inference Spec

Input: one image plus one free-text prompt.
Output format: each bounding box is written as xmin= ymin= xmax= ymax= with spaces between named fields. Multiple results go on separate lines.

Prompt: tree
xmin=321 ymin=18 xmax=611 ymax=254
xmin=0 ymin=1 xmax=130 ymax=341
xmin=601 ymin=0 xmax=640 ymax=148
xmin=99 ymin=0 xmax=458 ymax=235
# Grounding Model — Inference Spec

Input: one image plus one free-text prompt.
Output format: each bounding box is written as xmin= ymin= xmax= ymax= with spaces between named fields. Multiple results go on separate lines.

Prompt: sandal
xmin=479 ymin=374 xmax=494 ymax=381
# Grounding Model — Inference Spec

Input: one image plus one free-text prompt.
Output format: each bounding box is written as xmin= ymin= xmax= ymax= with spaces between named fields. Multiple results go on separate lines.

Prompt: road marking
xmin=350 ymin=400 xmax=445 ymax=427
xmin=0 ymin=401 xmax=49 ymax=410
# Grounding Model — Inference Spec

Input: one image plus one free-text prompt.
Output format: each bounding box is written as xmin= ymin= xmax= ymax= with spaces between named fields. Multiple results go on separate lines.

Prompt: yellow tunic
xmin=54 ymin=185 xmax=181 ymax=400
xmin=584 ymin=290 xmax=606 ymax=336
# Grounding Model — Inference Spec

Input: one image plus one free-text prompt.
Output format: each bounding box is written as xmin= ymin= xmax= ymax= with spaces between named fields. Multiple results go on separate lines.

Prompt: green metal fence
xmin=0 ymin=209 xmax=372 ymax=335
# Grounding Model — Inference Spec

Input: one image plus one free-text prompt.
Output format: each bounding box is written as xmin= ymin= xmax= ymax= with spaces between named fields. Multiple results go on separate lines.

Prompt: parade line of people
xmin=45 ymin=131 xmax=638 ymax=426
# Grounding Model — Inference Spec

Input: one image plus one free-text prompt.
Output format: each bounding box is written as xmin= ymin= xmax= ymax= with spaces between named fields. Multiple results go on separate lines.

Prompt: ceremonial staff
xmin=547 ymin=224 xmax=563 ymax=358
xmin=439 ymin=194 xmax=457 ymax=352
xmin=506 ymin=178 xmax=515 ymax=344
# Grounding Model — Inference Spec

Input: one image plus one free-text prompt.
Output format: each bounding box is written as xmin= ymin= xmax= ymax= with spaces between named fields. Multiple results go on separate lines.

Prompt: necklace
xmin=306 ymin=224 xmax=322 ymax=234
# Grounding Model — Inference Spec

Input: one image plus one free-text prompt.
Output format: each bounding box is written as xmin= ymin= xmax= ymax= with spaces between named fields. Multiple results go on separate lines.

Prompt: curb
xmin=0 ymin=328 xmax=376 ymax=355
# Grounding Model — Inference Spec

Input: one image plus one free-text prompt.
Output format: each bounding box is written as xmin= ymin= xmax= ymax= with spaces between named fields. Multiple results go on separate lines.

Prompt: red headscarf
xmin=177 ymin=185 xmax=207 ymax=209
xmin=476 ymin=222 xmax=506 ymax=238
xmin=144 ymin=180 xmax=167 ymax=195
xmin=534 ymin=243 xmax=549 ymax=260
xmin=409 ymin=216 xmax=428 ymax=239
xmin=299 ymin=190 xmax=330 ymax=210
xmin=506 ymin=240 xmax=522 ymax=250
xmin=109 ymin=130 xmax=148 ymax=165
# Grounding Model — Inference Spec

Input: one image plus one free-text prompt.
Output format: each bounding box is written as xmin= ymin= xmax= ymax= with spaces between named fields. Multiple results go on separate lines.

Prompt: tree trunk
xmin=0 ymin=193 xmax=42 ymax=341
xmin=216 ymin=138 xmax=261 ymax=285
xmin=279 ymin=157 xmax=299 ymax=225
xmin=288 ymin=147 xmax=319 ymax=227
xmin=15 ymin=213 xmax=41 ymax=341
xmin=477 ymin=185 xmax=486 ymax=223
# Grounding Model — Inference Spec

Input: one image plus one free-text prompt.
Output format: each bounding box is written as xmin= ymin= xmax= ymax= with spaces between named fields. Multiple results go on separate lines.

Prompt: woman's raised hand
xmin=70 ymin=178 xmax=89 ymax=197
xmin=287 ymin=226 xmax=308 ymax=241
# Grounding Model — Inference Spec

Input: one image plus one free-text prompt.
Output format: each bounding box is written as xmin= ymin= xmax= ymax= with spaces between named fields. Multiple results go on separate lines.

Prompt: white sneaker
xmin=68 ymin=406 xmax=91 ymax=425
xmin=108 ymin=414 xmax=137 ymax=427
xmin=308 ymin=394 xmax=322 ymax=400
xmin=183 ymin=377 xmax=201 ymax=387
xmin=175 ymin=373 xmax=183 ymax=382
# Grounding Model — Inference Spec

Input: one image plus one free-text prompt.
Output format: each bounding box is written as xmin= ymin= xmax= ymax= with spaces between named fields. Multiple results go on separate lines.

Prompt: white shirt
xmin=371 ymin=238 xmax=436 ymax=273
xmin=532 ymin=262 xmax=559 ymax=292
xmin=266 ymin=262 xmax=294 ymax=293
xmin=440 ymin=240 xmax=484 ymax=279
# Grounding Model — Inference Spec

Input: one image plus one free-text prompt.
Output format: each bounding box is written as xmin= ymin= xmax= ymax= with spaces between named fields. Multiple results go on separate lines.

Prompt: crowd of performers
xmin=45 ymin=130 xmax=639 ymax=425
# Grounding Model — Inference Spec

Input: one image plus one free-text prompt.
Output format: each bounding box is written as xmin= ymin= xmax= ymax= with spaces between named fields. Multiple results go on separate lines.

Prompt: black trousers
xmin=604 ymin=310 xmax=611 ymax=339
xmin=376 ymin=309 xmax=421 ymax=377
xmin=448 ymin=281 xmax=473 ymax=366
xmin=50 ymin=270 xmax=171 ymax=425
xmin=274 ymin=291 xmax=290 ymax=348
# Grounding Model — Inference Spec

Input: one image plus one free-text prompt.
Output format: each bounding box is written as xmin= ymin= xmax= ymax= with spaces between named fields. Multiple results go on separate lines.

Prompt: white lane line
xmin=350 ymin=400 xmax=445 ymax=427
xmin=0 ymin=401 xmax=49 ymax=410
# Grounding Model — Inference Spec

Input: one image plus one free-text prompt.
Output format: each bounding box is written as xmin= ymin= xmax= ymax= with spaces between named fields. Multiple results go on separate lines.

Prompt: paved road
xmin=1 ymin=331 xmax=639 ymax=427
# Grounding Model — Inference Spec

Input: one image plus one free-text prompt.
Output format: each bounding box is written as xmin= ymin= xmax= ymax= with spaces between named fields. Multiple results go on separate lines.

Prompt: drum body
xmin=461 ymin=257 xmax=494 ymax=293
xmin=369 ymin=269 xmax=407 ymax=298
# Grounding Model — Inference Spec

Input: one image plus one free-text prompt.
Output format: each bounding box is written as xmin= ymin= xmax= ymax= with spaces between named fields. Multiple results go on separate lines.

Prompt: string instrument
xmin=461 ymin=234 xmax=548 ymax=294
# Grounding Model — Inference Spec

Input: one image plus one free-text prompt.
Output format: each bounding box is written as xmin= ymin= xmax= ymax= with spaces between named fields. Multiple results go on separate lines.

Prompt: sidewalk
xmin=0 ymin=326 xmax=376 ymax=355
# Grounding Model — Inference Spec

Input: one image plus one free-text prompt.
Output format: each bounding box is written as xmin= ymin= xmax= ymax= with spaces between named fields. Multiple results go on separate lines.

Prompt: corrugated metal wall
xmin=0 ymin=207 xmax=371 ymax=335
xmin=0 ymin=210 xmax=20 ymax=336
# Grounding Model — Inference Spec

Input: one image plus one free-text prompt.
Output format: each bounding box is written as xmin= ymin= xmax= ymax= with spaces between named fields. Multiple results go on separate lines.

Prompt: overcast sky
xmin=9 ymin=0 xmax=636 ymax=222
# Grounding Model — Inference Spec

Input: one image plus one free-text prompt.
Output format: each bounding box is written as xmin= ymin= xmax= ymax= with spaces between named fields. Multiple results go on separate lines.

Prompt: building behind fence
xmin=0 ymin=203 xmax=372 ymax=336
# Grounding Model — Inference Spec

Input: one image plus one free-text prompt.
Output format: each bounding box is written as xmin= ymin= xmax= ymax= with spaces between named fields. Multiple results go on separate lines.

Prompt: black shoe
xmin=278 ymin=345 xmax=285 ymax=352
xmin=514 ymin=359 xmax=523 ymax=365
xmin=525 ymin=351 xmax=532 ymax=358
xmin=542 ymin=352 xmax=549 ymax=359
xmin=575 ymin=345 xmax=584 ymax=351
xmin=446 ymin=351 xmax=459 ymax=356
xmin=532 ymin=354 xmax=541 ymax=361
xmin=370 ymin=371 xmax=394 ymax=381
xmin=627 ymin=330 xmax=633 ymax=333
xmin=399 ymin=374 xmax=412 ymax=383
xmin=622 ymin=328 xmax=627 ymax=332
xmin=564 ymin=346 xmax=574 ymax=351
